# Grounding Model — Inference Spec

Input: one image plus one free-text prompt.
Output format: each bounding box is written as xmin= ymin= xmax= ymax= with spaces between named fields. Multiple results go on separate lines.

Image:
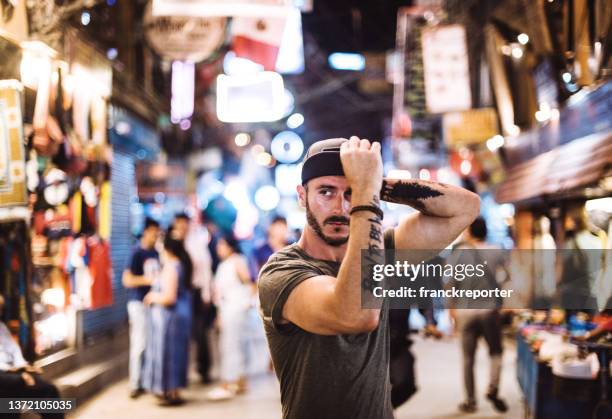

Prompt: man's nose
xmin=332 ymin=194 xmax=351 ymax=215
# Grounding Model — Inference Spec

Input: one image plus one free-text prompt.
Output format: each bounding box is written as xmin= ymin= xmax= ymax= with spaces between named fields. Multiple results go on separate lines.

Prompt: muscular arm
xmin=381 ymin=178 xmax=480 ymax=250
xmin=283 ymin=193 xmax=384 ymax=335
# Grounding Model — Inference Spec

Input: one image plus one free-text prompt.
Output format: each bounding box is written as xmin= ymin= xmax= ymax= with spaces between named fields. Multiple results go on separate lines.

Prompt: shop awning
xmin=495 ymin=131 xmax=612 ymax=204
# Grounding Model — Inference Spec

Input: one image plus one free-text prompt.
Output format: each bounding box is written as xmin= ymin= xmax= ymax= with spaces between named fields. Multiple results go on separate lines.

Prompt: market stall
xmin=518 ymin=315 xmax=611 ymax=419
xmin=494 ymin=78 xmax=612 ymax=418
xmin=0 ymin=27 xmax=115 ymax=358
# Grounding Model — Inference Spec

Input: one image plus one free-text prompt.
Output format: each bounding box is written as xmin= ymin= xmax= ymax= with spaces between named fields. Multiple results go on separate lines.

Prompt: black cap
xmin=301 ymin=138 xmax=348 ymax=185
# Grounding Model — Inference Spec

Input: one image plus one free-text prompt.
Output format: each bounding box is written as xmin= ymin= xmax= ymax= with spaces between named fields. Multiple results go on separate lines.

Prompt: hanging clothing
xmin=97 ymin=181 xmax=111 ymax=240
xmin=87 ymin=237 xmax=113 ymax=309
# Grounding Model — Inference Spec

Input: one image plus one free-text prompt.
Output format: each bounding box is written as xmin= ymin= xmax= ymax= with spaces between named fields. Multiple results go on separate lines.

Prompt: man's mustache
xmin=324 ymin=216 xmax=349 ymax=225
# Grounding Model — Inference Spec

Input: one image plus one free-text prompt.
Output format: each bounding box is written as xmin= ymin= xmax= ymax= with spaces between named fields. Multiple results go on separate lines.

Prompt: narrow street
xmin=73 ymin=335 xmax=523 ymax=419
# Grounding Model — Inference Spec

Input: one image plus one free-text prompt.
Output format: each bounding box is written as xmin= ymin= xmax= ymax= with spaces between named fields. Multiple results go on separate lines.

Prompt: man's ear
xmin=297 ymin=184 xmax=306 ymax=208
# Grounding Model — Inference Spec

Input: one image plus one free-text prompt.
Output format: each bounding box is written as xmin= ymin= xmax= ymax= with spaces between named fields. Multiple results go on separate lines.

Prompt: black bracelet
xmin=350 ymin=205 xmax=384 ymax=220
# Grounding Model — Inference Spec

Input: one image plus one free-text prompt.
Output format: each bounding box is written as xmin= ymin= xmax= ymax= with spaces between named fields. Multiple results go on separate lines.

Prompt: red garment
xmin=600 ymin=317 xmax=612 ymax=331
xmin=87 ymin=237 xmax=113 ymax=309
xmin=33 ymin=211 xmax=46 ymax=235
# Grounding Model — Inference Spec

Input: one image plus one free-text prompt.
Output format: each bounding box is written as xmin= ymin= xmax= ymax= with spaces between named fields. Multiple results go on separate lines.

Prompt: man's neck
xmin=297 ymin=228 xmax=347 ymax=262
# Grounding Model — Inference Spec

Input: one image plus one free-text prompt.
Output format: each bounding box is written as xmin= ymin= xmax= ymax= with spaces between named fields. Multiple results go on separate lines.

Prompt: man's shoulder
xmin=260 ymin=245 xmax=303 ymax=274
xmin=258 ymin=245 xmax=315 ymax=288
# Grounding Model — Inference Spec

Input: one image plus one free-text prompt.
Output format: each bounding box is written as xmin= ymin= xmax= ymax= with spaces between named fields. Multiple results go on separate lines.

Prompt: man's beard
xmin=305 ymin=198 xmax=349 ymax=247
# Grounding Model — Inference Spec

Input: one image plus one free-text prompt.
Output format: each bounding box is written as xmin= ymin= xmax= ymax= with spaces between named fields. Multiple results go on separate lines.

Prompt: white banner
xmin=152 ymin=0 xmax=292 ymax=18
xmin=421 ymin=24 xmax=472 ymax=114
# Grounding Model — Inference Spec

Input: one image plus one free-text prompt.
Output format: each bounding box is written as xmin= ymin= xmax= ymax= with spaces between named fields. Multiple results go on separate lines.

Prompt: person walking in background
xmin=250 ymin=217 xmax=290 ymax=373
xmin=207 ymin=234 xmax=254 ymax=401
xmin=449 ymin=217 xmax=508 ymax=414
xmin=560 ymin=202 xmax=606 ymax=313
xmin=251 ymin=216 xmax=290 ymax=278
xmin=122 ymin=217 xmax=160 ymax=399
xmin=533 ymin=216 xmax=557 ymax=306
xmin=142 ymin=236 xmax=193 ymax=406
xmin=202 ymin=212 xmax=222 ymax=274
xmin=170 ymin=212 xmax=216 ymax=383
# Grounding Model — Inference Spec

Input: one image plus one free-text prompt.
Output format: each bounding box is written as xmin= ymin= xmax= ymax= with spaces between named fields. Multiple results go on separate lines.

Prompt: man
xmin=202 ymin=211 xmax=221 ymax=274
xmin=449 ymin=217 xmax=508 ymax=413
xmin=258 ymin=137 xmax=480 ymax=418
xmin=122 ymin=217 xmax=160 ymax=398
xmin=171 ymin=212 xmax=215 ymax=383
xmin=251 ymin=216 xmax=290 ymax=278
xmin=0 ymin=295 xmax=64 ymax=418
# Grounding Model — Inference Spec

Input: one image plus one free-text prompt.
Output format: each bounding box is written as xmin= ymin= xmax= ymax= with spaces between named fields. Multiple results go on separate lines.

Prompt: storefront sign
xmin=421 ymin=24 xmax=471 ymax=114
xmin=144 ymin=1 xmax=227 ymax=62
xmin=392 ymin=7 xmax=442 ymax=142
xmin=0 ymin=0 xmax=28 ymax=42
xmin=136 ymin=162 xmax=187 ymax=198
xmin=0 ymin=80 xmax=26 ymax=207
xmin=443 ymin=108 xmax=499 ymax=147
xmin=359 ymin=52 xmax=392 ymax=94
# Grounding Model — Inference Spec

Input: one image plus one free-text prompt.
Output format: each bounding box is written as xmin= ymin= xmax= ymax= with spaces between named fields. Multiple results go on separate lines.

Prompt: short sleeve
xmin=129 ymin=249 xmax=144 ymax=275
xmin=384 ymin=228 xmax=395 ymax=250
xmin=258 ymin=256 xmax=321 ymax=333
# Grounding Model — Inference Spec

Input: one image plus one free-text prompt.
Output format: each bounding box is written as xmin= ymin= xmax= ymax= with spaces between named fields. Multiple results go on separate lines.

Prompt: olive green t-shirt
xmin=258 ymin=230 xmax=395 ymax=419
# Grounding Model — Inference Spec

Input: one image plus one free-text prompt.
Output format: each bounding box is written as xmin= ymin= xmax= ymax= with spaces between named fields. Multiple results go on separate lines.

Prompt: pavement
xmin=73 ymin=329 xmax=523 ymax=418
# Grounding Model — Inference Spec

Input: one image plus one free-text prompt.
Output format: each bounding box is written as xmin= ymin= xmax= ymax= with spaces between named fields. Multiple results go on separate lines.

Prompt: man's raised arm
xmin=283 ymin=138 xmax=384 ymax=335
xmin=381 ymin=178 xmax=480 ymax=250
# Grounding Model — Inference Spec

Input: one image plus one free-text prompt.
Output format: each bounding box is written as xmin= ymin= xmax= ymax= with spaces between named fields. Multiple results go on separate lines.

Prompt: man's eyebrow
xmin=316 ymin=184 xmax=338 ymax=190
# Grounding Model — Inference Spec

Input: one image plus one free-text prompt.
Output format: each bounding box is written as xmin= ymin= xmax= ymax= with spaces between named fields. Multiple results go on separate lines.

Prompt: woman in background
xmin=207 ymin=234 xmax=254 ymax=401
xmin=142 ymin=236 xmax=193 ymax=405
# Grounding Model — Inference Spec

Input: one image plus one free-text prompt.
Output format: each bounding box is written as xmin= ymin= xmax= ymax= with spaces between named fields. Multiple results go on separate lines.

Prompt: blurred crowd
xmin=122 ymin=212 xmax=292 ymax=406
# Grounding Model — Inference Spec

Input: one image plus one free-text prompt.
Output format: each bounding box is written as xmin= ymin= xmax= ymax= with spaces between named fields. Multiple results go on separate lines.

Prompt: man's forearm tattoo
xmin=363 ymin=196 xmax=384 ymax=293
xmin=380 ymin=179 xmax=444 ymax=214
xmin=367 ymin=195 xmax=383 ymax=250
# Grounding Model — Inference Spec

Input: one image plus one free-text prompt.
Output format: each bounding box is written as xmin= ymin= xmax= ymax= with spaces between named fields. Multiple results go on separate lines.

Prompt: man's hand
xmin=340 ymin=136 xmax=382 ymax=202
xmin=25 ymin=365 xmax=43 ymax=374
xmin=21 ymin=372 xmax=36 ymax=386
xmin=143 ymin=292 xmax=154 ymax=306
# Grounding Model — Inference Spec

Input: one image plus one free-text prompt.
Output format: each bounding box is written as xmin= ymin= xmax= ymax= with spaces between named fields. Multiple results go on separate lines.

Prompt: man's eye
xmin=320 ymin=190 xmax=333 ymax=197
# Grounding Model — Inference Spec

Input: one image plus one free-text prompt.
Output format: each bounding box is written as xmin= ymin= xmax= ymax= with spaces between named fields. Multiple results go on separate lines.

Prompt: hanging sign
xmin=144 ymin=1 xmax=227 ymax=62
xmin=443 ymin=108 xmax=499 ymax=147
xmin=0 ymin=80 xmax=26 ymax=207
xmin=421 ymin=24 xmax=472 ymax=114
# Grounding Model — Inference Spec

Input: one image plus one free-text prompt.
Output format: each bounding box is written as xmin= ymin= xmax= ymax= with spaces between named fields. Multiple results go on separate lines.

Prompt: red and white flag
xmin=231 ymin=15 xmax=288 ymax=70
